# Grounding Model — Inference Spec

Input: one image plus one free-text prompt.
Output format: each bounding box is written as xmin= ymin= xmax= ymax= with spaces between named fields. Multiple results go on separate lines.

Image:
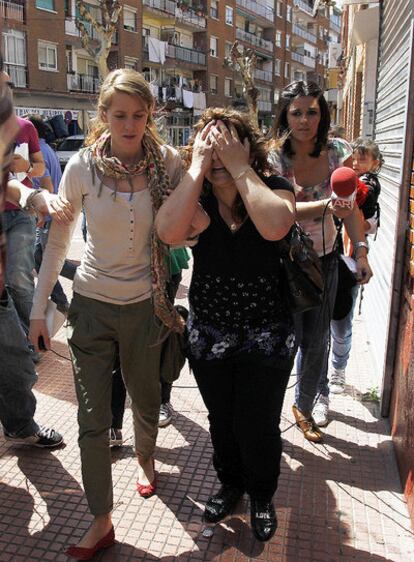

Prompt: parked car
xmin=56 ymin=134 xmax=84 ymax=170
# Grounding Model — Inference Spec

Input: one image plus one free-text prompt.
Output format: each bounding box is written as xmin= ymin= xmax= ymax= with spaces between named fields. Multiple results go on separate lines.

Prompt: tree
xmin=75 ymin=0 xmax=122 ymax=79
xmin=225 ymin=41 xmax=260 ymax=128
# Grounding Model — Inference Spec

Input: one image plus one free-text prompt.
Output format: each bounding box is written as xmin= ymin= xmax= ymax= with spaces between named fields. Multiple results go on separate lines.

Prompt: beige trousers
xmin=67 ymin=293 xmax=162 ymax=515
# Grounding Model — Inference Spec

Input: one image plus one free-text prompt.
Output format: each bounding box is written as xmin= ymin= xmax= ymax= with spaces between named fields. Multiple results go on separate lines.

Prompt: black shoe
xmin=250 ymin=498 xmax=277 ymax=542
xmin=204 ymin=484 xmax=243 ymax=523
xmin=4 ymin=425 xmax=63 ymax=448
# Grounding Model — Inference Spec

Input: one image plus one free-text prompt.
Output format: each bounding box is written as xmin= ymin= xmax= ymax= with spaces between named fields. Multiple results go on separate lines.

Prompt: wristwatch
xmin=354 ymin=241 xmax=369 ymax=254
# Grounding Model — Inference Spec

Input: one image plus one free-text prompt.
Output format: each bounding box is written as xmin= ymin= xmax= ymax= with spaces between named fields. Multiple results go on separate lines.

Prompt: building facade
xmin=1 ymin=0 xmax=335 ymax=143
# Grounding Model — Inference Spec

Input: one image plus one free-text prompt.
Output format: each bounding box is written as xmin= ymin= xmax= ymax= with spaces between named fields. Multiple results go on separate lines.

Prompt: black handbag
xmin=278 ymin=223 xmax=324 ymax=314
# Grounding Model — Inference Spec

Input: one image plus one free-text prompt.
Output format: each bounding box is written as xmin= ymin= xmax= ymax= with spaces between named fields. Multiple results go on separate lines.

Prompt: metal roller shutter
xmin=363 ymin=0 xmax=413 ymax=387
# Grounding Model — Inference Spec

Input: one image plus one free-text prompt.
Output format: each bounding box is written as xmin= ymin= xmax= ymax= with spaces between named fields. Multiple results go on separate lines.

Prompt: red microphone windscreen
xmin=330 ymin=167 xmax=357 ymax=197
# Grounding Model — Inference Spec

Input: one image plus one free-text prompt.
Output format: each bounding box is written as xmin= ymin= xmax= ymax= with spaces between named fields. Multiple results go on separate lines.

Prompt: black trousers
xmin=191 ymin=355 xmax=291 ymax=501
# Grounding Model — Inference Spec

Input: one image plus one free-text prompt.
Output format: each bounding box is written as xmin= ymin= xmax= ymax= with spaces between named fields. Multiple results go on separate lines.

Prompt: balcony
xmin=5 ymin=63 xmax=26 ymax=87
xmin=0 ymin=0 xmax=24 ymax=21
xmin=293 ymin=23 xmax=317 ymax=43
xmin=236 ymin=28 xmax=273 ymax=53
xmin=65 ymin=17 xmax=100 ymax=40
xmin=236 ymin=0 xmax=274 ymax=23
xmin=254 ymin=68 xmax=272 ymax=83
xmin=143 ymin=0 xmax=176 ymax=17
xmin=67 ymin=72 xmax=100 ymax=94
xmin=291 ymin=50 xmax=316 ymax=68
xmin=142 ymin=38 xmax=206 ymax=66
xmin=258 ymin=100 xmax=272 ymax=112
xmin=291 ymin=51 xmax=304 ymax=64
xmin=175 ymin=6 xmax=207 ymax=29
xmin=294 ymin=0 xmax=313 ymax=16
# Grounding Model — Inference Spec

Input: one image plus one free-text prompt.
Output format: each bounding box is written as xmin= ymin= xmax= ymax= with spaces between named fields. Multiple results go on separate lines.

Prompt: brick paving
xmin=1 ymin=227 xmax=414 ymax=561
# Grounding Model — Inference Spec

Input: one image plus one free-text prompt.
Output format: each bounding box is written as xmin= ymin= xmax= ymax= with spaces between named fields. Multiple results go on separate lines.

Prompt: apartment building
xmin=1 ymin=0 xmax=335 ymax=143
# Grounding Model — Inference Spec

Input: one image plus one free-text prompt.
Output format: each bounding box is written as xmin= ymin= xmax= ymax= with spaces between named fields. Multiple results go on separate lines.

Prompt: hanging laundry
xmin=182 ymin=89 xmax=194 ymax=108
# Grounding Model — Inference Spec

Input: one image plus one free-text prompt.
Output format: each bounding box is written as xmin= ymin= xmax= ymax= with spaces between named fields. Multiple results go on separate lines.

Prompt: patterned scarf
xmin=88 ymin=130 xmax=185 ymax=334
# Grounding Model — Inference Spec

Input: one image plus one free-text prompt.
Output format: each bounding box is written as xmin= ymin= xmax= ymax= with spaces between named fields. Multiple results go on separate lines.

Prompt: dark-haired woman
xmin=156 ymin=107 xmax=296 ymax=542
xmin=269 ymin=81 xmax=372 ymax=442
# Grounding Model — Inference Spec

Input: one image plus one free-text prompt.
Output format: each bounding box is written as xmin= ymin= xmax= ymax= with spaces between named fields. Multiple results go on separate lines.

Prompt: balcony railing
xmin=294 ymin=0 xmax=313 ymax=16
xmin=293 ymin=24 xmax=317 ymax=43
xmin=0 ymin=0 xmax=24 ymax=21
xmin=236 ymin=28 xmax=273 ymax=53
xmin=173 ymin=44 xmax=206 ymax=65
xmin=142 ymin=38 xmax=206 ymax=66
xmin=175 ymin=6 xmax=206 ymax=29
xmin=291 ymin=51 xmax=304 ymax=64
xmin=67 ymin=73 xmax=100 ymax=94
xmin=65 ymin=18 xmax=100 ymax=40
xmin=143 ymin=0 xmax=176 ymax=17
xmin=5 ymin=63 xmax=26 ymax=87
xmin=258 ymin=100 xmax=272 ymax=112
xmin=254 ymin=68 xmax=272 ymax=82
xmin=236 ymin=0 xmax=274 ymax=23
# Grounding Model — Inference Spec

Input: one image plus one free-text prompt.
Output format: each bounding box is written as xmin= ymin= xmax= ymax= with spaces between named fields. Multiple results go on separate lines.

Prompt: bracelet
xmin=354 ymin=241 xmax=369 ymax=254
xmin=232 ymin=166 xmax=251 ymax=182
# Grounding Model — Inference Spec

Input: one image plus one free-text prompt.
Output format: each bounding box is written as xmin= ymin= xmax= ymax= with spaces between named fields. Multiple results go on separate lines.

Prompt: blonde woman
xmin=29 ymin=69 xmax=197 ymax=559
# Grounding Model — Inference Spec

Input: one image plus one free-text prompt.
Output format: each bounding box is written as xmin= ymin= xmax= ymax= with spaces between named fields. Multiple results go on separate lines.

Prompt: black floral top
xmin=187 ymin=175 xmax=296 ymax=366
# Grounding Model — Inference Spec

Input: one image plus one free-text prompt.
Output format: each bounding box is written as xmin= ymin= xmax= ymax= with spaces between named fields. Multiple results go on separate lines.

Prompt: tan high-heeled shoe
xmin=292 ymin=404 xmax=323 ymax=443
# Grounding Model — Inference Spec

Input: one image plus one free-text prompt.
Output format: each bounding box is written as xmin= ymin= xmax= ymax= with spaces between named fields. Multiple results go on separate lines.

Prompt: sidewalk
xmin=1 ymin=245 xmax=414 ymax=560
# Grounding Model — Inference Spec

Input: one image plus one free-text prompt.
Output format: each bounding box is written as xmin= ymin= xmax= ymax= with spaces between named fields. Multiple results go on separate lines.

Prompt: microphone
xmin=330 ymin=167 xmax=357 ymax=211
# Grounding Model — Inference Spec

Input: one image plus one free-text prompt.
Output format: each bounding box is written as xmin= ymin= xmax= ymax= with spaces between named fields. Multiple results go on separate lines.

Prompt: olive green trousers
xmin=67 ymin=293 xmax=162 ymax=515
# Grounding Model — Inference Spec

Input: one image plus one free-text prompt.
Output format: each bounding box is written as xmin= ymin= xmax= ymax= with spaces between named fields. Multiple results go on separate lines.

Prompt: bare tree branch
xmin=228 ymin=41 xmax=260 ymax=127
xmin=75 ymin=1 xmax=122 ymax=79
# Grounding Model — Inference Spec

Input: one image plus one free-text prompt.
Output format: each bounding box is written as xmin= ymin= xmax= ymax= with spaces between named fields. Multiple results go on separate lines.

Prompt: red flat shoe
xmin=136 ymin=458 xmax=156 ymax=498
xmin=65 ymin=526 xmax=115 ymax=560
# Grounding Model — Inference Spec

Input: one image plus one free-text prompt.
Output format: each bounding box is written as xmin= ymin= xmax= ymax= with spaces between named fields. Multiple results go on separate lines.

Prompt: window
xmin=38 ymin=41 xmax=57 ymax=71
xmin=225 ymin=41 xmax=233 ymax=59
xmin=276 ymin=1 xmax=282 ymax=17
xmin=3 ymin=29 xmax=27 ymax=87
xmin=36 ymin=0 xmax=55 ymax=11
xmin=210 ymin=0 xmax=219 ymax=19
xmin=287 ymin=6 xmax=292 ymax=22
xmin=210 ymin=36 xmax=218 ymax=57
xmin=225 ymin=6 xmax=233 ymax=25
xmin=274 ymin=59 xmax=281 ymax=76
xmin=123 ymin=6 xmax=137 ymax=32
xmin=210 ymin=74 xmax=218 ymax=95
xmin=275 ymin=31 xmax=282 ymax=48
xmin=274 ymin=90 xmax=280 ymax=105
xmin=286 ymin=34 xmax=290 ymax=50
xmin=285 ymin=62 xmax=290 ymax=79
xmin=124 ymin=56 xmax=138 ymax=70
xmin=224 ymin=77 xmax=232 ymax=97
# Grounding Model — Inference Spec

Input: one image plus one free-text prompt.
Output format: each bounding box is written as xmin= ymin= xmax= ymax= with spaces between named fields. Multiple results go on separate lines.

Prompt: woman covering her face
xmin=268 ymin=81 xmax=372 ymax=442
xmin=29 ymin=68 xmax=187 ymax=559
xmin=156 ymin=107 xmax=296 ymax=542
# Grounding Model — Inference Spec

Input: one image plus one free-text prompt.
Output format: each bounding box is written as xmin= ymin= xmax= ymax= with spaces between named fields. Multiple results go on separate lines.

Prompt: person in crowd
xmin=269 ymin=81 xmax=373 ymax=443
xmin=28 ymin=68 xmax=193 ymax=560
xmin=0 ymin=57 xmax=71 ymax=449
xmin=28 ymin=114 xmax=76 ymax=316
xmin=328 ymin=124 xmax=347 ymax=140
xmin=156 ymin=107 xmax=296 ymax=542
xmin=328 ymin=138 xmax=383 ymax=397
xmin=2 ymin=76 xmax=45 ymax=342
